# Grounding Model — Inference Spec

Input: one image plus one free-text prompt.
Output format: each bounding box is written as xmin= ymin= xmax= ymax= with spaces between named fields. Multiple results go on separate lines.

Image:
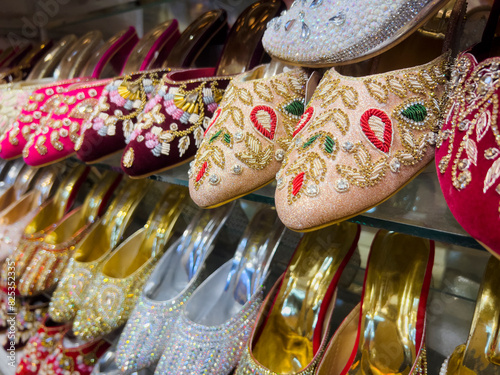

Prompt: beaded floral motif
xmin=437 ymin=54 xmax=500 ymax=212
xmin=126 ymin=80 xmax=224 ymax=161
xmin=281 ymin=54 xmax=448 ymax=204
xmin=154 ymin=289 xmax=263 ymax=375
xmin=76 ymin=74 xmax=158 ymax=149
xmin=190 ymin=69 xmax=308 ymax=191
xmin=115 ymin=282 xmax=199 ymax=374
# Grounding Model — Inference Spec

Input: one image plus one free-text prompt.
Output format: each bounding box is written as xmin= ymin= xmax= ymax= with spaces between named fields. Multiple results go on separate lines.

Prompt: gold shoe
xmin=315 ymin=230 xmax=434 ymax=375
xmin=0 ymin=164 xmax=89 ymax=290
xmin=16 ymin=170 xmax=121 ymax=296
xmin=440 ymin=256 xmax=500 ymax=375
xmin=72 ymin=185 xmax=190 ymax=340
xmin=48 ymin=178 xmax=152 ymax=322
xmin=0 ymin=164 xmax=39 ymax=212
xmin=0 ymin=165 xmax=62 ymax=263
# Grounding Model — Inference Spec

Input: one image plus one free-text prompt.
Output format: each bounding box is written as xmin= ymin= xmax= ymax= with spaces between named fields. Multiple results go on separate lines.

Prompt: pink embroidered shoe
xmin=0 ymin=28 xmax=138 ymax=161
xmin=23 ymin=21 xmax=181 ymax=167
xmin=274 ymin=29 xmax=450 ymax=231
xmin=16 ymin=317 xmax=71 ymax=375
xmin=189 ymin=65 xmax=308 ymax=208
xmin=435 ymin=2 xmax=500 ymax=258
xmin=75 ymin=10 xmax=229 ymax=164
xmin=38 ymin=335 xmax=111 ymax=375
xmin=121 ymin=0 xmax=284 ymax=178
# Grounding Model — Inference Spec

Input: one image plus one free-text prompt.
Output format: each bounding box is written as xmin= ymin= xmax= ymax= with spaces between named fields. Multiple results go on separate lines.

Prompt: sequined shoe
xmin=317 ymin=230 xmax=434 ymax=375
xmin=262 ymin=0 xmax=451 ymax=67
xmin=0 ymin=165 xmax=61 ymax=263
xmin=0 ymin=164 xmax=89 ymax=293
xmin=23 ymin=22 xmax=181 ymax=167
xmin=72 ymin=185 xmax=190 ymax=341
xmin=274 ymin=20 xmax=452 ymax=231
xmin=439 ymin=256 xmax=500 ymax=375
xmin=188 ymin=64 xmax=308 ymax=208
xmin=76 ymin=10 xmax=229 ymax=164
xmin=235 ymin=221 xmax=360 ymax=375
xmin=38 ymin=334 xmax=111 ymax=375
xmin=120 ymin=0 xmax=284 ymax=178
xmin=116 ymin=202 xmax=236 ymax=374
xmin=48 ymin=179 xmax=151 ymax=322
xmin=154 ymin=206 xmax=285 ymax=375
xmin=435 ymin=1 xmax=500 ymax=258
xmin=16 ymin=317 xmax=71 ymax=375
xmin=16 ymin=170 xmax=121 ymax=296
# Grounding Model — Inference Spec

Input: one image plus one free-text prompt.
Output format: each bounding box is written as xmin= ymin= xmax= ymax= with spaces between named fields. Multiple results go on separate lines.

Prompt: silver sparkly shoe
xmin=92 ymin=342 xmax=154 ymax=375
xmin=115 ymin=202 xmax=237 ymax=374
xmin=154 ymin=206 xmax=285 ymax=375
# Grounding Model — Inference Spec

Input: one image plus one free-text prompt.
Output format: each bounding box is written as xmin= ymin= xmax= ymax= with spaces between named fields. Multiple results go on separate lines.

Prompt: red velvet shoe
xmin=436 ymin=1 xmax=500 ymax=258
xmin=121 ymin=0 xmax=284 ymax=178
xmin=0 ymin=27 xmax=138 ymax=161
xmin=16 ymin=317 xmax=71 ymax=375
xmin=75 ymin=10 xmax=229 ymax=164
xmin=23 ymin=21 xmax=180 ymax=167
xmin=38 ymin=334 xmax=110 ymax=375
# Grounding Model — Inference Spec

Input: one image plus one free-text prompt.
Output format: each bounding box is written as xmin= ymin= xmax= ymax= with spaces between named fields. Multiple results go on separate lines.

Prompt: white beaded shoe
xmin=262 ymin=0 xmax=450 ymax=67
xmin=115 ymin=202 xmax=238 ymax=374
xmin=153 ymin=207 xmax=285 ymax=375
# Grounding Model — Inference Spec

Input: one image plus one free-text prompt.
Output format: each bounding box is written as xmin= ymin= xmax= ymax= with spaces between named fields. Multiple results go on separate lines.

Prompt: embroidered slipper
xmin=435 ymin=0 xmax=500 ymax=258
xmin=75 ymin=10 xmax=228 ymax=164
xmin=262 ymin=0 xmax=450 ymax=67
xmin=0 ymin=30 xmax=117 ymax=160
xmin=274 ymin=17 xmax=454 ymax=231
xmin=16 ymin=317 xmax=71 ymax=375
xmin=23 ymin=21 xmax=180 ymax=167
xmin=189 ymin=64 xmax=308 ymax=208
xmin=120 ymin=0 xmax=284 ymax=178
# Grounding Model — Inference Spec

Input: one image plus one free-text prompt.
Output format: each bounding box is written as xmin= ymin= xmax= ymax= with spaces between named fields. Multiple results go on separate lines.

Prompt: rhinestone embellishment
xmin=329 ymin=12 xmax=345 ymax=25
xmin=335 ymin=178 xmax=349 ymax=193
xmin=232 ymin=165 xmax=243 ymax=175
xmin=209 ymin=174 xmax=220 ymax=185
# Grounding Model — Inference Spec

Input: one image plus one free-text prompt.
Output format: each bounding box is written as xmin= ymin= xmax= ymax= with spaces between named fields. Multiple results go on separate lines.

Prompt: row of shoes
xmin=0 ymin=0 xmax=498 ymax=262
xmin=0 ymin=159 xmax=494 ymax=375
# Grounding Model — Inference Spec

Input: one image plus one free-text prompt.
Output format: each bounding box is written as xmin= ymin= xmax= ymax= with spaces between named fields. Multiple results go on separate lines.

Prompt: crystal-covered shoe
xmin=116 ymin=202 xmax=236 ymax=373
xmin=48 ymin=179 xmax=151 ymax=322
xmin=72 ymin=186 xmax=190 ymax=341
xmin=154 ymin=206 xmax=285 ymax=375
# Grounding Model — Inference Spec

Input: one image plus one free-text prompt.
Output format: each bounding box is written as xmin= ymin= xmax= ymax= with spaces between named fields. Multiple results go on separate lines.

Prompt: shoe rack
xmin=0 ymin=1 xmax=493 ymax=375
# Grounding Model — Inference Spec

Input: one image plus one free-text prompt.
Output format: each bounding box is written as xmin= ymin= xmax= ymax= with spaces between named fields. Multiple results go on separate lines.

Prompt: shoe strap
xmin=121 ymin=20 xmax=180 ymax=74
xmin=180 ymin=201 xmax=235 ymax=280
xmin=161 ymin=9 xmax=228 ymax=69
xmin=143 ymin=185 xmax=189 ymax=258
xmin=27 ymin=35 xmax=77 ymax=80
xmin=52 ymin=164 xmax=90 ymax=220
xmin=225 ymin=206 xmax=285 ymax=304
xmin=215 ymin=0 xmax=284 ymax=76
xmin=101 ymin=178 xmax=152 ymax=248
xmin=80 ymin=170 xmax=122 ymax=225
xmin=80 ymin=27 xmax=139 ymax=79
xmin=56 ymin=31 xmax=103 ymax=80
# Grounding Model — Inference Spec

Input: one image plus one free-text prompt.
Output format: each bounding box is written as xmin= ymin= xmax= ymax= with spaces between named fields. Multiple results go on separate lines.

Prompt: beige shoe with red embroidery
xmin=275 ymin=34 xmax=450 ymax=231
xmin=188 ymin=64 xmax=308 ymax=208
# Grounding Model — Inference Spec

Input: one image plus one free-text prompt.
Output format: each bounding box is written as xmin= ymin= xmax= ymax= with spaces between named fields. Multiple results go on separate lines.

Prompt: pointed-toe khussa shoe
xmin=189 ymin=64 xmax=308 ymax=208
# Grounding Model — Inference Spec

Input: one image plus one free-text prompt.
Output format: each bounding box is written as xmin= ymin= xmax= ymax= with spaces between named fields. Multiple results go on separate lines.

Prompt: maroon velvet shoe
xmin=75 ymin=10 xmax=229 ymax=164
xmin=120 ymin=0 xmax=284 ymax=178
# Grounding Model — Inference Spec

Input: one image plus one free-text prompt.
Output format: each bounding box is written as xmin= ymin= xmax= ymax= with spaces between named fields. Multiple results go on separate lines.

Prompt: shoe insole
xmin=347 ymin=231 xmax=432 ymax=375
xmin=252 ymin=222 xmax=359 ymax=373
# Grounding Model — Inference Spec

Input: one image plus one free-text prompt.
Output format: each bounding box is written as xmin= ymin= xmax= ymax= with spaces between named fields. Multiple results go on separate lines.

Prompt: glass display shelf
xmin=84 ymin=156 xmax=484 ymax=251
